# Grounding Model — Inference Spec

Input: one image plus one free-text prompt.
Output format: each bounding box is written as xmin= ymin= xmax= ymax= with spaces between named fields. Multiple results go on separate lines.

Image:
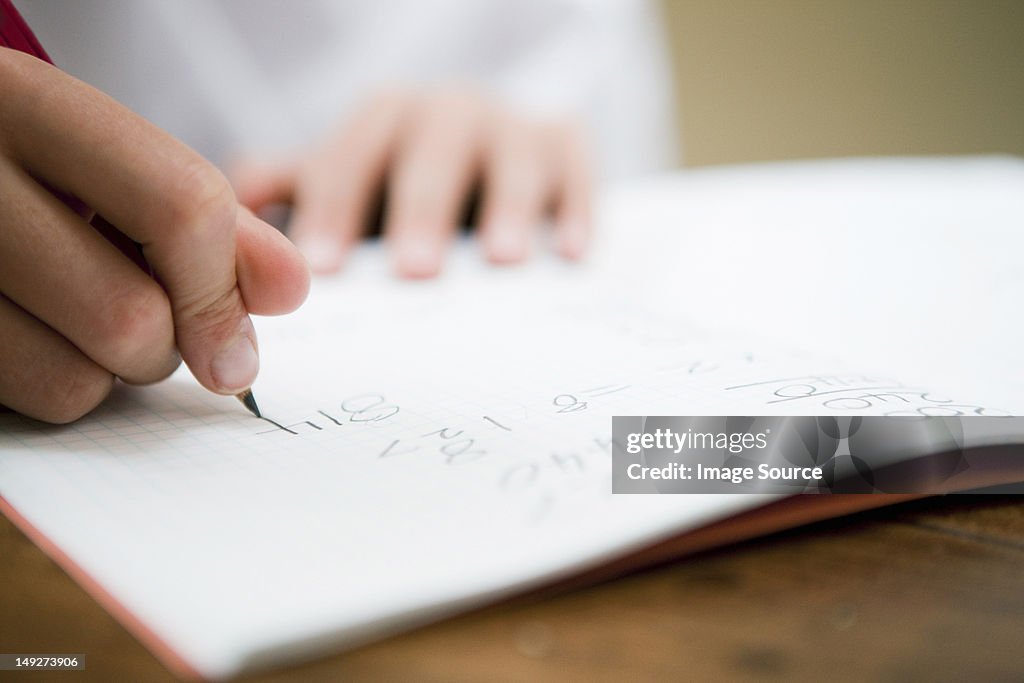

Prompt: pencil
xmin=236 ymin=390 xmax=262 ymax=418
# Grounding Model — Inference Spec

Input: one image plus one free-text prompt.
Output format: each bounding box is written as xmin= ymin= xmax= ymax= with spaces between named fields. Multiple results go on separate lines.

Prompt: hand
xmin=232 ymin=88 xmax=593 ymax=277
xmin=0 ymin=49 xmax=310 ymax=423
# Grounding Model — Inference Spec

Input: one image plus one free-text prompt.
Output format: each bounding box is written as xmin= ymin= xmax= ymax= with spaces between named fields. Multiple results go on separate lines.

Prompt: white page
xmin=0 ymin=245 xmax=1007 ymax=678
xmin=2 ymin=157 xmax=1020 ymax=678
xmin=601 ymin=156 xmax=1024 ymax=411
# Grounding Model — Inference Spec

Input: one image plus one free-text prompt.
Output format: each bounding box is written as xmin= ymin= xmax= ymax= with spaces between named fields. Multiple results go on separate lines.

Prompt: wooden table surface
xmin=2 ymin=495 xmax=1023 ymax=682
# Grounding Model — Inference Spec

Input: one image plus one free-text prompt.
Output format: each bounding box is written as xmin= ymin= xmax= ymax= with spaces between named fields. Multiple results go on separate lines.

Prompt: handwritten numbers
xmin=340 ymin=394 xmax=400 ymax=423
xmin=553 ymin=394 xmax=588 ymax=413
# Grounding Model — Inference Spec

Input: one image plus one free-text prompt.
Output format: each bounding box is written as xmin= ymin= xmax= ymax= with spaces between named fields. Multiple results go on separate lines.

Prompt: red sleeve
xmin=0 ymin=0 xmax=54 ymax=63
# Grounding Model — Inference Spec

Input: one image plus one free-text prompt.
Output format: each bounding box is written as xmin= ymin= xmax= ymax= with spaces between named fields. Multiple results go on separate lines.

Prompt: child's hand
xmin=0 ymin=49 xmax=309 ymax=423
xmin=232 ymin=88 xmax=593 ymax=277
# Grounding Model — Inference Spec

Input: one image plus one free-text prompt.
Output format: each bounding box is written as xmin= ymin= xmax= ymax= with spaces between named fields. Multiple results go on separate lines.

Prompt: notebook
xmin=3 ymin=158 xmax=1023 ymax=679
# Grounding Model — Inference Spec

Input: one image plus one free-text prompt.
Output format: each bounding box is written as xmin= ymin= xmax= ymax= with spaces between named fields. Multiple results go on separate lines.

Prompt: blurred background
xmin=662 ymin=0 xmax=1024 ymax=166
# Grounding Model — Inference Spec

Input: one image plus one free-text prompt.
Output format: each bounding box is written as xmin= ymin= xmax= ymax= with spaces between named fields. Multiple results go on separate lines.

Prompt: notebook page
xmin=0 ymin=242 xmax=1007 ymax=679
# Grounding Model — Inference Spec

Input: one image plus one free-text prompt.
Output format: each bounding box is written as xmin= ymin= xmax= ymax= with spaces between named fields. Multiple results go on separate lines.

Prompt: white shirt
xmin=20 ymin=0 xmax=678 ymax=179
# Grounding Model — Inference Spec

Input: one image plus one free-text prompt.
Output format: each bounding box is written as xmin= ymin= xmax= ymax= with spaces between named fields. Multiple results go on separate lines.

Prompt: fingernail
xmin=211 ymin=335 xmax=259 ymax=392
xmin=488 ymin=224 xmax=528 ymax=263
xmin=558 ymin=223 xmax=587 ymax=260
xmin=396 ymin=237 xmax=442 ymax=278
xmin=295 ymin=235 xmax=344 ymax=273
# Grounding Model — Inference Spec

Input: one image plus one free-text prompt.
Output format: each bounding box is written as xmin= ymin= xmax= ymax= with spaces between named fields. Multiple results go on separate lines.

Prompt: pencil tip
xmin=236 ymin=389 xmax=261 ymax=418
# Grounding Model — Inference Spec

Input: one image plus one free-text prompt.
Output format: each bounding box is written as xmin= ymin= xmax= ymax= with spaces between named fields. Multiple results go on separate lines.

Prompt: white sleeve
xmin=17 ymin=0 xmax=678 ymax=179
xmin=492 ymin=0 xmax=679 ymax=180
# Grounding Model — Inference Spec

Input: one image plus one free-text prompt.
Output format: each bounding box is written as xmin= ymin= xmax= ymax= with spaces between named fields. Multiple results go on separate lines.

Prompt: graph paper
xmin=0 ymin=242 xmax=1009 ymax=679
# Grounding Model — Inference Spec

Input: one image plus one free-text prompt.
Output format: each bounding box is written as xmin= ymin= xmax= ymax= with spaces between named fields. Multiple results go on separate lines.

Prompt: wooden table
xmin=2 ymin=495 xmax=1022 ymax=682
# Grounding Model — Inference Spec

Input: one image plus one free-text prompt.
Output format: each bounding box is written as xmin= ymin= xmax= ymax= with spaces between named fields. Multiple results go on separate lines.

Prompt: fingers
xmin=236 ymin=87 xmax=594 ymax=277
xmin=0 ymin=159 xmax=179 ymax=385
xmin=385 ymin=91 xmax=487 ymax=278
xmin=479 ymin=115 xmax=550 ymax=264
xmin=547 ymin=122 xmax=594 ymax=260
xmin=0 ymin=294 xmax=113 ymax=424
xmin=1 ymin=51 xmax=306 ymax=395
xmin=479 ymin=116 xmax=593 ymax=264
xmin=289 ymin=93 xmax=408 ymax=273
xmin=230 ymin=157 xmax=297 ymax=213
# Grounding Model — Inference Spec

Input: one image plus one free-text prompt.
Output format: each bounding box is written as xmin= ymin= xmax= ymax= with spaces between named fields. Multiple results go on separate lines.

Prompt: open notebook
xmin=3 ymin=159 xmax=1023 ymax=679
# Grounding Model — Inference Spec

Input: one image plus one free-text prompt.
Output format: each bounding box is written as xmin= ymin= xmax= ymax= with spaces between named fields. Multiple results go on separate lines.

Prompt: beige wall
xmin=662 ymin=0 xmax=1024 ymax=166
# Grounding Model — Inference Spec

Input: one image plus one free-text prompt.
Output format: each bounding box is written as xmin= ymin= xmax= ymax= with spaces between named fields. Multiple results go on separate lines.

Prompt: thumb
xmin=173 ymin=201 xmax=309 ymax=395
xmin=163 ymin=187 xmax=260 ymax=395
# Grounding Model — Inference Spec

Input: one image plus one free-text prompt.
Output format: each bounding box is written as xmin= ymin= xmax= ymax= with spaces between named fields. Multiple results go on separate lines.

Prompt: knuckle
xmin=489 ymin=105 xmax=529 ymax=135
xmin=122 ymin=350 xmax=182 ymax=386
xmin=498 ymin=161 xmax=544 ymax=199
xmin=167 ymin=158 xmax=236 ymax=236
xmin=394 ymin=181 xmax=444 ymax=222
xmin=490 ymin=164 xmax=545 ymax=211
xmin=178 ymin=285 xmax=244 ymax=341
xmin=489 ymin=183 xmax=534 ymax=217
xmin=95 ymin=283 xmax=173 ymax=367
xmin=43 ymin=361 xmax=114 ymax=424
xmin=499 ymin=186 xmax=539 ymax=214
xmin=392 ymin=160 xmax=441 ymax=205
xmin=410 ymin=88 xmax=488 ymax=137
